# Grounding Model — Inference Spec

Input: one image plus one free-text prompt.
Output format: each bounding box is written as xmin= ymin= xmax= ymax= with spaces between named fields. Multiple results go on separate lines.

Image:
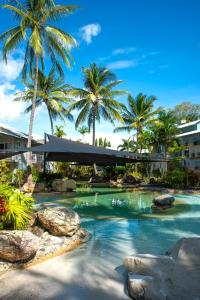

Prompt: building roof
xmin=0 ymin=123 xmax=43 ymax=143
xmin=178 ymin=120 xmax=200 ymax=129
xmin=0 ymin=123 xmax=28 ymax=139
xmin=177 ymin=129 xmax=200 ymax=138
xmin=23 ymin=134 xmax=166 ymax=165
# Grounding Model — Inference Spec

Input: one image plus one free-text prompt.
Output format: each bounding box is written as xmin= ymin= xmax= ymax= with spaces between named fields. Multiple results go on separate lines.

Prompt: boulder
xmin=52 ymin=179 xmax=76 ymax=192
xmin=22 ymin=175 xmax=45 ymax=193
xmin=128 ymin=273 xmax=167 ymax=300
xmin=0 ymin=231 xmax=39 ymax=262
xmin=124 ymin=237 xmax=200 ymax=300
xmin=153 ymin=194 xmax=175 ymax=207
xmin=37 ymin=207 xmax=80 ymax=236
xmin=65 ymin=179 xmax=76 ymax=191
xmin=88 ymin=176 xmax=106 ymax=183
xmin=123 ymin=175 xmax=141 ymax=185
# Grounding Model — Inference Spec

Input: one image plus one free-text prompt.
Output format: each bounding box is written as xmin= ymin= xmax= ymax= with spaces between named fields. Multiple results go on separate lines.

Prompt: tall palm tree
xmin=114 ymin=93 xmax=160 ymax=153
xmin=54 ymin=125 xmax=65 ymax=138
xmin=67 ymin=64 xmax=125 ymax=145
xmin=14 ymin=68 xmax=73 ymax=134
xmin=117 ymin=137 xmax=136 ymax=152
xmin=0 ymin=0 xmax=77 ymax=163
xmin=67 ymin=63 xmax=126 ymax=173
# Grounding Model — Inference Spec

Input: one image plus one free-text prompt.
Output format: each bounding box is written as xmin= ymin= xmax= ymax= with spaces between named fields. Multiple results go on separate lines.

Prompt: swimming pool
xmin=35 ymin=187 xmax=200 ymax=255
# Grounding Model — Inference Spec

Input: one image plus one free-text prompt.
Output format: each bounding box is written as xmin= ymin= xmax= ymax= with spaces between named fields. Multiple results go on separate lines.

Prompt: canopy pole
xmin=43 ymin=133 xmax=47 ymax=174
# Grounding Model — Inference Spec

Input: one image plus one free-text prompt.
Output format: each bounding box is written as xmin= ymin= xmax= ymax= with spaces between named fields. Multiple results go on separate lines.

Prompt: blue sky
xmin=0 ymin=0 xmax=200 ymax=147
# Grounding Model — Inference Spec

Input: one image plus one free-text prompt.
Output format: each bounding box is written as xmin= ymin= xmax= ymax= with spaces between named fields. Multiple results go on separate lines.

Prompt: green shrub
xmin=0 ymin=184 xmax=35 ymax=230
xmin=0 ymin=160 xmax=12 ymax=184
xmin=163 ymin=168 xmax=186 ymax=188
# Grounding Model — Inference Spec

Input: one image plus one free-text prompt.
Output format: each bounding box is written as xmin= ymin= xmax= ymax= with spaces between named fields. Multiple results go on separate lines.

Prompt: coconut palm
xmin=78 ymin=126 xmax=89 ymax=142
xmin=54 ymin=125 xmax=65 ymax=138
xmin=117 ymin=137 xmax=136 ymax=152
xmin=67 ymin=63 xmax=126 ymax=146
xmin=66 ymin=63 xmax=126 ymax=174
xmin=14 ymin=68 xmax=73 ymax=134
xmin=114 ymin=93 xmax=160 ymax=153
xmin=0 ymin=0 xmax=77 ymax=163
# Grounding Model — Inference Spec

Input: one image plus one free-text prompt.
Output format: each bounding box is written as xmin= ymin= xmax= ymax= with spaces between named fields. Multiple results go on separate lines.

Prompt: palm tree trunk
xmin=27 ymin=54 xmax=39 ymax=166
xmin=92 ymin=107 xmax=98 ymax=175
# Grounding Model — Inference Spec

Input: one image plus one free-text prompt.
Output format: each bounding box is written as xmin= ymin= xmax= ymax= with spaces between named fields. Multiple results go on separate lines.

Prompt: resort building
xmin=177 ymin=120 xmax=200 ymax=170
xmin=0 ymin=123 xmax=43 ymax=169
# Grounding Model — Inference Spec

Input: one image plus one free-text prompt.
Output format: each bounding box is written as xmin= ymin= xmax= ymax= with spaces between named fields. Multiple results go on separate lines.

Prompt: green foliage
xmin=0 ymin=160 xmax=12 ymax=184
xmin=114 ymin=93 xmax=160 ymax=152
xmin=163 ymin=168 xmax=186 ymax=188
xmin=95 ymin=137 xmax=111 ymax=148
xmin=12 ymin=169 xmax=26 ymax=187
xmin=67 ymin=63 xmax=126 ymax=145
xmin=117 ymin=137 xmax=136 ymax=152
xmin=54 ymin=125 xmax=65 ymax=138
xmin=0 ymin=184 xmax=35 ymax=230
xmin=0 ymin=1 xmax=78 ymax=79
xmin=15 ymin=69 xmax=73 ymax=134
xmin=171 ymin=102 xmax=200 ymax=124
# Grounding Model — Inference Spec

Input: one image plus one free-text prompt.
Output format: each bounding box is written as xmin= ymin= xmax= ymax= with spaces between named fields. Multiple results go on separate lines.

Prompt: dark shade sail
xmin=25 ymin=134 xmax=163 ymax=165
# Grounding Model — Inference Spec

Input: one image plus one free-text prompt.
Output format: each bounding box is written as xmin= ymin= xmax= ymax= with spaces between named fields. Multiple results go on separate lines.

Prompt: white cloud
xmin=0 ymin=56 xmax=23 ymax=82
xmin=80 ymin=23 xmax=101 ymax=44
xmin=0 ymin=83 xmax=24 ymax=121
xmin=107 ymin=60 xmax=138 ymax=70
xmin=112 ymin=47 xmax=136 ymax=55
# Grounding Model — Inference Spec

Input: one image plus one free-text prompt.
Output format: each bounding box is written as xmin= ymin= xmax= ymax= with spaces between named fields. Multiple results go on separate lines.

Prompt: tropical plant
xmin=95 ymin=137 xmax=111 ymax=148
xmin=54 ymin=125 xmax=65 ymax=138
xmin=114 ymin=93 xmax=160 ymax=153
xmin=0 ymin=0 xmax=77 ymax=163
xmin=149 ymin=110 xmax=179 ymax=158
xmin=0 ymin=184 xmax=35 ymax=230
xmin=67 ymin=64 xmax=125 ymax=145
xmin=171 ymin=102 xmax=200 ymax=124
xmin=0 ymin=160 xmax=11 ymax=184
xmin=14 ymin=68 xmax=73 ymax=134
xmin=117 ymin=137 xmax=136 ymax=152
xmin=78 ymin=126 xmax=89 ymax=142
xmin=66 ymin=63 xmax=126 ymax=174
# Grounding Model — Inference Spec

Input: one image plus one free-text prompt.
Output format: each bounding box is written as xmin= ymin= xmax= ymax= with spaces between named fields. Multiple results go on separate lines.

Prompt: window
xmin=0 ymin=143 xmax=10 ymax=150
xmin=193 ymin=141 xmax=199 ymax=146
xmin=191 ymin=153 xmax=195 ymax=159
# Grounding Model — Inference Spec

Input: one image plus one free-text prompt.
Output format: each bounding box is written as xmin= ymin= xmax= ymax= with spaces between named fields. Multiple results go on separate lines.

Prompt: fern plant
xmin=0 ymin=184 xmax=35 ymax=230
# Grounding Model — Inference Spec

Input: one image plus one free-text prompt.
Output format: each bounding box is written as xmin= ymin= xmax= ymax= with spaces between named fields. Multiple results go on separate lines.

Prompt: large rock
xmin=37 ymin=207 xmax=80 ymax=236
xmin=22 ymin=174 xmax=45 ymax=193
xmin=124 ymin=237 xmax=200 ymax=300
xmin=0 ymin=231 xmax=39 ymax=262
xmin=123 ymin=175 xmax=141 ymax=185
xmin=153 ymin=194 xmax=175 ymax=207
xmin=52 ymin=179 xmax=76 ymax=192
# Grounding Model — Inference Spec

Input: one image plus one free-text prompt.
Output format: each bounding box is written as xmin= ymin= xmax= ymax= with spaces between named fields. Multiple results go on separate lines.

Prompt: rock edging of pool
xmin=0 ymin=207 xmax=89 ymax=274
xmin=124 ymin=237 xmax=200 ymax=300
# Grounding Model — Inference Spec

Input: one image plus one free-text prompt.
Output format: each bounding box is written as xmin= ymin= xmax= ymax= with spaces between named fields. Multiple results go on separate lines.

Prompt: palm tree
xmin=14 ymin=68 xmax=73 ymax=134
xmin=0 ymin=1 xmax=77 ymax=164
xmin=95 ymin=137 xmax=111 ymax=148
xmin=67 ymin=63 xmax=125 ymax=145
xmin=54 ymin=125 xmax=65 ymax=138
xmin=67 ymin=63 xmax=126 ymax=173
xmin=117 ymin=137 xmax=136 ymax=152
xmin=149 ymin=110 xmax=179 ymax=158
xmin=114 ymin=93 xmax=160 ymax=153
xmin=78 ymin=126 xmax=89 ymax=142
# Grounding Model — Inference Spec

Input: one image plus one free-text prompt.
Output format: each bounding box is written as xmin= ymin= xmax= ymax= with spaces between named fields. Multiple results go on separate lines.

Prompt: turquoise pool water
xmin=35 ymin=187 xmax=200 ymax=255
